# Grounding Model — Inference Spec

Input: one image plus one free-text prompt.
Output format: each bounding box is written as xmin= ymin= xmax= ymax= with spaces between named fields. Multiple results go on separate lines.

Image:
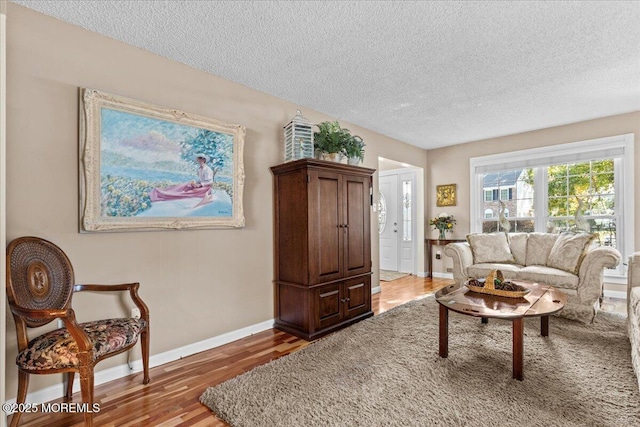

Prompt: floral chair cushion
xmin=17 ymin=318 xmax=146 ymax=371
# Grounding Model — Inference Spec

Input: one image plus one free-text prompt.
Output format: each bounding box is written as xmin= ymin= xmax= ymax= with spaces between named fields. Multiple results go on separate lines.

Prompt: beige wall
xmin=4 ymin=4 xmax=428 ymax=398
xmin=1 ymin=0 xmax=7 ymax=419
xmin=427 ymin=111 xmax=640 ymax=276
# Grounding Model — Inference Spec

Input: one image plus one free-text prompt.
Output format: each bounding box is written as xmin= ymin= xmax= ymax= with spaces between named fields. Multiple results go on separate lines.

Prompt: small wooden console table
xmin=425 ymin=238 xmax=466 ymax=278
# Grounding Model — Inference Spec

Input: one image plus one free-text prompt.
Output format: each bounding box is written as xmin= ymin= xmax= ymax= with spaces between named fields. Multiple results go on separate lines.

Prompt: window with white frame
xmin=470 ymin=134 xmax=634 ymax=279
xmin=402 ymin=180 xmax=412 ymax=242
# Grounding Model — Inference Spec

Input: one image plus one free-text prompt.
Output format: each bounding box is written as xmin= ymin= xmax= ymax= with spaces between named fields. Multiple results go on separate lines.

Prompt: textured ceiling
xmin=12 ymin=1 xmax=640 ymax=150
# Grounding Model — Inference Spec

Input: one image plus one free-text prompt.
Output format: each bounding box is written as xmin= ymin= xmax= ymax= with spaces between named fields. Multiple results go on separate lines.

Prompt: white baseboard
xmin=3 ymin=318 xmax=275 ymax=412
xmin=371 ymin=286 xmax=381 ymax=294
xmin=431 ymin=272 xmax=454 ymax=279
xmin=416 ymin=271 xmax=427 ymax=278
xmin=604 ymin=275 xmax=627 ymax=285
xmin=603 ymin=290 xmax=627 ymax=300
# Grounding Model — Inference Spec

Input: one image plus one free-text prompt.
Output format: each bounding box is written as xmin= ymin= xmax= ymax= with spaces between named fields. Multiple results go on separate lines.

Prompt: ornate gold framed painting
xmin=436 ymin=184 xmax=457 ymax=207
xmin=79 ymin=88 xmax=245 ymax=232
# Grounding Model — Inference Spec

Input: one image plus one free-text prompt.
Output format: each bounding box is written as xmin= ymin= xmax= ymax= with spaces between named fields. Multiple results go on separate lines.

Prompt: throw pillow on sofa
xmin=467 ymin=233 xmax=515 ymax=264
xmin=508 ymin=233 xmax=528 ymax=265
xmin=526 ymin=233 xmax=559 ymax=266
xmin=546 ymin=232 xmax=595 ymax=274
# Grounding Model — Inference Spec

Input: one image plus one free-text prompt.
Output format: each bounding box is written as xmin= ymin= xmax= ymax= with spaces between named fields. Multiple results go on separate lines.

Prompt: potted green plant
xmin=342 ymin=134 xmax=365 ymax=165
xmin=313 ymin=121 xmax=346 ymax=161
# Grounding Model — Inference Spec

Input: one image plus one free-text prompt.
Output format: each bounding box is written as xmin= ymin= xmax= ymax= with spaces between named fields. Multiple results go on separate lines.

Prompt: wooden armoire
xmin=271 ymin=158 xmax=375 ymax=340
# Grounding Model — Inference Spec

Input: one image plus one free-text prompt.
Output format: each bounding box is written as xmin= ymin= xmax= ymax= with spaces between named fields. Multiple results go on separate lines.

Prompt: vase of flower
xmin=429 ymin=213 xmax=456 ymax=240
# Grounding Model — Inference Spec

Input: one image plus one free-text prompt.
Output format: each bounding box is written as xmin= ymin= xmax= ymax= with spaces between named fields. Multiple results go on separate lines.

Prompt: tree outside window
xmin=547 ymin=159 xmax=616 ymax=247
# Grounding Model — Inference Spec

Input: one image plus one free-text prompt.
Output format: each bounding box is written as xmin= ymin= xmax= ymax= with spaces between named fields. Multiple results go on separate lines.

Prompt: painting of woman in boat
xmin=99 ymin=108 xmax=234 ymax=219
xmin=149 ymin=154 xmax=217 ymax=208
xmin=79 ymin=88 xmax=245 ymax=231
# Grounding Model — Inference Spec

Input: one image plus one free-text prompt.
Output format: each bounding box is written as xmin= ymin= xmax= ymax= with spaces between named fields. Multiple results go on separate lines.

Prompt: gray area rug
xmin=379 ymin=270 xmax=410 ymax=281
xmin=200 ymin=296 xmax=639 ymax=426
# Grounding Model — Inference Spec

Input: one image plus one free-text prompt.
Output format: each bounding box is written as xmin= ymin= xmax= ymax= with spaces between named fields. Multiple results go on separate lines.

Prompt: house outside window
xmin=481 ymin=169 xmax=530 ymax=233
xmin=470 ymin=134 xmax=634 ymax=280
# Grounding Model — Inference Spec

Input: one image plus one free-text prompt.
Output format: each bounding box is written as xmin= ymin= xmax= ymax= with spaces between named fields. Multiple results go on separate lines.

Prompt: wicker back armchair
xmin=6 ymin=236 xmax=150 ymax=427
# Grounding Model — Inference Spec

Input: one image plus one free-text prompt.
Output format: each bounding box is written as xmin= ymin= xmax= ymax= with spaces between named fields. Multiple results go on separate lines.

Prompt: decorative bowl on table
xmin=465 ymin=269 xmax=530 ymax=298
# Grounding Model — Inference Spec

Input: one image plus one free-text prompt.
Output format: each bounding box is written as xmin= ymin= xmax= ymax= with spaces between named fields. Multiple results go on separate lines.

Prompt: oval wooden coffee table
xmin=435 ymin=281 xmax=567 ymax=380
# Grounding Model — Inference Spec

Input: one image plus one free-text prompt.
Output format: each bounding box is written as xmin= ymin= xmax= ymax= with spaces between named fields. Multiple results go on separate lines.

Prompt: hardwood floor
xmin=11 ymin=275 xmax=452 ymax=427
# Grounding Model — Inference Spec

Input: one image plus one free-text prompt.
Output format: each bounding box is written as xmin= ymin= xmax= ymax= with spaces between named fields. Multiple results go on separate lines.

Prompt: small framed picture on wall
xmin=436 ymin=183 xmax=457 ymax=207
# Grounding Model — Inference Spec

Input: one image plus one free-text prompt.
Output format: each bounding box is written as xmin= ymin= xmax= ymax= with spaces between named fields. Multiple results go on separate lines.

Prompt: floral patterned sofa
xmin=444 ymin=232 xmax=620 ymax=323
xmin=627 ymin=253 xmax=640 ymax=390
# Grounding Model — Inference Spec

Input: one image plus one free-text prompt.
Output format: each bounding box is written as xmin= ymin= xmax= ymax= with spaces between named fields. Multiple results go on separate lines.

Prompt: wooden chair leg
xmin=141 ymin=328 xmax=150 ymax=384
xmin=79 ymin=367 xmax=95 ymax=427
xmin=10 ymin=371 xmax=29 ymax=427
xmin=64 ymin=371 xmax=75 ymax=402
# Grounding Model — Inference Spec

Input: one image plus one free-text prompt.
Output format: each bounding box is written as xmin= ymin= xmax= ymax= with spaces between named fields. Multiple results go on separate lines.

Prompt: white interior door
xmin=379 ymin=174 xmax=398 ymax=271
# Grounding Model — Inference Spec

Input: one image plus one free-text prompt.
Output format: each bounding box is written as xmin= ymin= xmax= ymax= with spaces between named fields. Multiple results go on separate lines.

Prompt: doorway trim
xmin=379 ymin=168 xmax=418 ymax=275
xmin=377 ymin=161 xmax=424 ymax=279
